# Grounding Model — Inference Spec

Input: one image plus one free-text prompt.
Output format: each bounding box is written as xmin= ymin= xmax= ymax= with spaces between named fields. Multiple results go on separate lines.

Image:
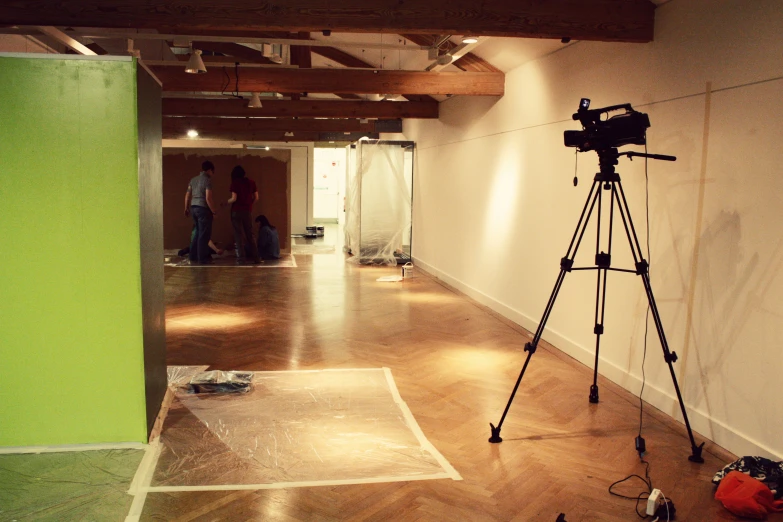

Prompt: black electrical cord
xmin=234 ymin=62 xmax=240 ymax=98
xmin=640 ymin=144 xmax=651 ymax=440
xmin=609 ymin=144 xmax=656 ymax=520
xmin=573 ymin=149 xmax=579 ymax=186
xmin=609 ymin=459 xmax=653 ymax=518
xmin=221 ymin=66 xmax=230 ymax=96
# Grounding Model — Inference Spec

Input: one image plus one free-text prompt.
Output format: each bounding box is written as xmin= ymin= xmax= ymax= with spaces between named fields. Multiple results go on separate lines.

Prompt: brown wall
xmin=163 ymin=149 xmax=291 ymax=252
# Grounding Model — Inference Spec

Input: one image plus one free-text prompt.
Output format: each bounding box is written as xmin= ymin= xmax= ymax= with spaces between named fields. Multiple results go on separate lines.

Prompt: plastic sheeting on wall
xmin=155 ymin=367 xmax=458 ymax=488
xmin=344 ymin=141 xmax=413 ymax=265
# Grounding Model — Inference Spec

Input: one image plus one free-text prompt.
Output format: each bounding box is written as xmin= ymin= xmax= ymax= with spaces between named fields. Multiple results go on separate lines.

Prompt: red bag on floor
xmin=715 ymin=470 xmax=783 ymax=519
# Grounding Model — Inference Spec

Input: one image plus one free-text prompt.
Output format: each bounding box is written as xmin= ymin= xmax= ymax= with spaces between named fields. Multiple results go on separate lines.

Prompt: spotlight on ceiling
xmin=187 ymin=129 xmax=199 ymax=138
xmin=461 ymin=35 xmax=479 ymax=44
xmin=248 ymin=92 xmax=263 ymax=108
xmin=185 ymin=49 xmax=206 ymax=74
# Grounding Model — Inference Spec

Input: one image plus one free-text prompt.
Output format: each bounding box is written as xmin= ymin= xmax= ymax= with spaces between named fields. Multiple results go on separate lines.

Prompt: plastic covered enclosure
xmin=345 ymin=140 xmax=413 ymax=265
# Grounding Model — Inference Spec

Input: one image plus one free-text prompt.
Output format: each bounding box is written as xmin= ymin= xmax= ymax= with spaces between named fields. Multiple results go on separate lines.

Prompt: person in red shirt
xmin=225 ymin=165 xmax=261 ymax=264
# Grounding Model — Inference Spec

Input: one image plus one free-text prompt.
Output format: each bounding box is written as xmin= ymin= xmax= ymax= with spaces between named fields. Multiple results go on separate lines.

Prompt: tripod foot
xmin=589 ymin=385 xmax=599 ymax=403
xmin=488 ymin=423 xmax=503 ymax=443
xmin=688 ymin=442 xmax=705 ymax=463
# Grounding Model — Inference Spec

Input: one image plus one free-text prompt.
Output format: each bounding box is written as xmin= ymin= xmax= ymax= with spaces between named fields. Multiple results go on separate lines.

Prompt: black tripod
xmin=488 ymin=147 xmax=704 ymax=463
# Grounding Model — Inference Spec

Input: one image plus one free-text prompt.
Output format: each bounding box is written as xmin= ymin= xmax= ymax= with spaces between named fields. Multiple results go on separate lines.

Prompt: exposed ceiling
xmin=0 ymin=1 xmax=658 ymax=143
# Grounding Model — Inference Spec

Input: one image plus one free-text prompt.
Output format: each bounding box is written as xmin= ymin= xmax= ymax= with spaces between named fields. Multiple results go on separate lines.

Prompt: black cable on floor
xmin=608 ymin=459 xmax=653 ymax=518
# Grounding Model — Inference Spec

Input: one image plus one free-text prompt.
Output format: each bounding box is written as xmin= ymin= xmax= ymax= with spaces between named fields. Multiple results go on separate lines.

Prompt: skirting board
xmin=0 ymin=442 xmax=146 ymax=455
xmin=412 ymin=256 xmax=781 ymax=461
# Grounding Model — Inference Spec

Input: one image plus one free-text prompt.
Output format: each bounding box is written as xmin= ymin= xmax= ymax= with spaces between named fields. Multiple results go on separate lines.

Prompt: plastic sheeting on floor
xmin=164 ymin=254 xmax=297 ymax=268
xmin=0 ymin=449 xmax=144 ymax=521
xmin=152 ymin=367 xmax=460 ymax=491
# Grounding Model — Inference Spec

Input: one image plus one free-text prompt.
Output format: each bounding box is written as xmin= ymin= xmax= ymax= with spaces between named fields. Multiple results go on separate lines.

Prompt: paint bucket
xmin=316 ymin=226 xmax=325 ymax=237
xmin=401 ymin=262 xmax=414 ymax=279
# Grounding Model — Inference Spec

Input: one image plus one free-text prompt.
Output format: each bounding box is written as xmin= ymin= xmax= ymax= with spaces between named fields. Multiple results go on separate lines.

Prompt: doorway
xmin=313 ymin=147 xmax=347 ymax=225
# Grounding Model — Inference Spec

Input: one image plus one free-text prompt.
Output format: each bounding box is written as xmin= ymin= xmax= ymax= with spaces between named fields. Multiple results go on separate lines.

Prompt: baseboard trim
xmin=0 ymin=442 xmax=146 ymax=455
xmin=412 ymin=256 xmax=781 ymax=460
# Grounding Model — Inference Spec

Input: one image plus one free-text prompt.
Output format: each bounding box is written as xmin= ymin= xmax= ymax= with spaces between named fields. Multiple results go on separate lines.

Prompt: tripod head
xmin=595 ymin=148 xmax=677 ymax=179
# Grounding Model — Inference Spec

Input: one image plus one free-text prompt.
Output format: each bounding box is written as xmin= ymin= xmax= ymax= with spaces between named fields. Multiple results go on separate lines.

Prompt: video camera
xmin=564 ymin=99 xmax=650 ymax=152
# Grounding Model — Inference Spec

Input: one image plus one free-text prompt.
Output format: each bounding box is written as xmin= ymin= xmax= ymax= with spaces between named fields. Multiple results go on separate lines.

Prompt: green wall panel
xmin=0 ymin=56 xmax=147 ymax=446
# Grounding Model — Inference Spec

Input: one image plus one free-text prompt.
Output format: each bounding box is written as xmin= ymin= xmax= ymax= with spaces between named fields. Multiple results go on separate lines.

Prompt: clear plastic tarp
xmin=0 ymin=449 xmax=144 ymax=521
xmin=154 ymin=367 xmax=459 ymax=488
xmin=344 ymin=141 xmax=413 ymax=265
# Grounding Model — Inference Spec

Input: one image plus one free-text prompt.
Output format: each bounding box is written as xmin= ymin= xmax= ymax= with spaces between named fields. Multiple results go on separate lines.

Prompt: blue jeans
xmin=189 ymin=205 xmax=213 ymax=263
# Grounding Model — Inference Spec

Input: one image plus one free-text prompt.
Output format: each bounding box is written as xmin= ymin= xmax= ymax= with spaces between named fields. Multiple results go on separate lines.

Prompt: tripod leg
xmin=639 ymin=271 xmax=704 ymax=463
xmin=589 ymin=183 xmax=613 ymax=404
xmin=489 ymin=181 xmax=602 ymax=443
xmin=489 ymin=269 xmax=567 ymax=443
xmin=614 ymin=181 xmax=705 ymax=463
xmin=589 ymin=266 xmax=609 ymax=403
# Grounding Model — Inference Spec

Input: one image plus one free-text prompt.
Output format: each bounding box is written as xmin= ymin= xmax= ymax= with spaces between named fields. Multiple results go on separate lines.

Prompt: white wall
xmin=404 ymin=0 xmax=783 ymax=459
xmin=287 ymin=143 xmax=315 ymax=234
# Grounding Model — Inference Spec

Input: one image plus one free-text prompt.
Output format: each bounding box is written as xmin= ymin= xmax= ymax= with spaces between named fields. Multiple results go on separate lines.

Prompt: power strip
xmin=647 ymin=488 xmax=662 ymax=515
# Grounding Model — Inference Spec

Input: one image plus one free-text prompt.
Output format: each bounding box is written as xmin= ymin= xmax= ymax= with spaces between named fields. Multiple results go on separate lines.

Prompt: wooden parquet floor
xmin=146 ymin=246 xmax=772 ymax=521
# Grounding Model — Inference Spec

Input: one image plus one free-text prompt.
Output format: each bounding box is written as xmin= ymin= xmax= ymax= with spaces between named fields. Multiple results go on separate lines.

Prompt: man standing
xmin=225 ymin=165 xmax=261 ymax=264
xmin=184 ymin=161 xmax=218 ymax=264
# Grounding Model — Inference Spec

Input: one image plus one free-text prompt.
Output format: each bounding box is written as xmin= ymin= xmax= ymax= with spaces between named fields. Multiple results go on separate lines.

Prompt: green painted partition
xmin=0 ymin=55 xmax=150 ymax=446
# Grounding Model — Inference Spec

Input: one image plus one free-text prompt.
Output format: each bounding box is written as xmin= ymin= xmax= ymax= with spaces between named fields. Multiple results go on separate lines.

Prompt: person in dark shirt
xmin=184 ymin=160 xmax=218 ymax=264
xmin=256 ymin=215 xmax=280 ymax=260
xmin=225 ymin=165 xmax=261 ymax=264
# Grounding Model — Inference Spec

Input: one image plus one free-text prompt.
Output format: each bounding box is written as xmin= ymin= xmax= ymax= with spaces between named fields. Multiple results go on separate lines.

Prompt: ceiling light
xmin=265 ymin=146 xmax=270 ymax=151
xmin=461 ymin=35 xmax=479 ymax=44
xmin=187 ymin=129 xmax=199 ymax=138
xmin=248 ymin=92 xmax=263 ymax=108
xmin=284 ymin=131 xmax=294 ymax=137
xmin=185 ymin=49 xmax=206 ymax=74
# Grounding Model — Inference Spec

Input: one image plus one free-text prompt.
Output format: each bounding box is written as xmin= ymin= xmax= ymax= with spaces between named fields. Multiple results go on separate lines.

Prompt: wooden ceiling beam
xmin=163 ymin=98 xmax=439 ymax=119
xmin=0 ymin=1 xmax=656 ymax=42
xmin=165 ymin=130 xmax=374 ymax=142
xmin=191 ymin=41 xmax=275 ymax=64
xmin=151 ymin=67 xmax=504 ymax=96
xmin=162 ymin=119 xmax=383 ymax=141
xmin=310 ymin=46 xmax=438 ymax=104
xmin=164 ymin=117 xmax=383 ymax=134
xmin=290 ymin=32 xmax=312 ymax=69
xmin=311 ymin=46 xmax=373 ymax=69
xmin=401 ymin=34 xmax=502 ymax=73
